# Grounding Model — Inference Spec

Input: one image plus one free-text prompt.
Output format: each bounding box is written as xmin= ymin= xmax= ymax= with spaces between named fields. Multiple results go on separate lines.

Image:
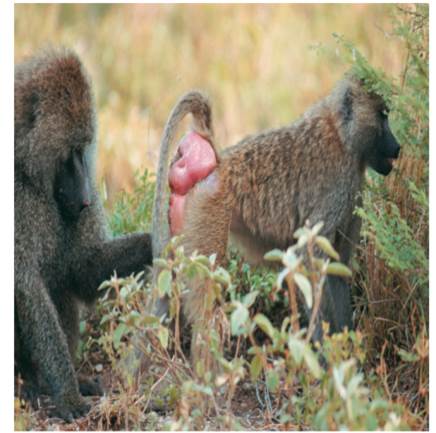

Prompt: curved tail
xmin=151 ymin=90 xmax=215 ymax=259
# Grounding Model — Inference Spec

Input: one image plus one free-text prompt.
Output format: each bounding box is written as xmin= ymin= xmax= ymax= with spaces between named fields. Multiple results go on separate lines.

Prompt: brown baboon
xmin=15 ymin=48 xmax=153 ymax=421
xmin=153 ymin=75 xmax=400 ymax=354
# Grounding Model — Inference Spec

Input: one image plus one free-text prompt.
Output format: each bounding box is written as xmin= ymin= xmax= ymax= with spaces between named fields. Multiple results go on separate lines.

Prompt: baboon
xmin=153 ymin=75 xmax=400 ymax=353
xmin=15 ymin=48 xmax=153 ymax=421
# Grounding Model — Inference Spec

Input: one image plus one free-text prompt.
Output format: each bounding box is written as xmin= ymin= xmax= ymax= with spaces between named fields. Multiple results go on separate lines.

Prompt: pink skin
xmin=168 ymin=193 xmax=186 ymax=236
xmin=168 ymin=131 xmax=217 ymax=235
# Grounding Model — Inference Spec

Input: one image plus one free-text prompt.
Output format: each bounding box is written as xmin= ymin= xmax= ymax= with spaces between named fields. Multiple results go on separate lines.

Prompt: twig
xmin=142 ymin=367 xmax=171 ymax=413
xmin=285 ymin=274 xmax=300 ymax=332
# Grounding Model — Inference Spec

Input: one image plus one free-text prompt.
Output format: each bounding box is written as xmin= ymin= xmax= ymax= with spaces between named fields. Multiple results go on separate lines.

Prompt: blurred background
xmin=15 ymin=4 xmax=405 ymax=201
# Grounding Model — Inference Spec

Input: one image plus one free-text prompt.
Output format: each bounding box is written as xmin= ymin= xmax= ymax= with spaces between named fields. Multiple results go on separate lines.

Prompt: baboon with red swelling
xmin=153 ymin=75 xmax=400 ymax=351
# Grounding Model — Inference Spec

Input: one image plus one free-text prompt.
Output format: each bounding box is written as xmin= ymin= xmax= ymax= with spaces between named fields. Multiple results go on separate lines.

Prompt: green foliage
xmin=332 ymin=5 xmax=429 ymax=424
xmin=106 ymin=169 xmax=155 ymax=236
xmin=356 ymin=194 xmax=428 ymax=287
xmin=148 ymin=223 xmax=409 ymax=430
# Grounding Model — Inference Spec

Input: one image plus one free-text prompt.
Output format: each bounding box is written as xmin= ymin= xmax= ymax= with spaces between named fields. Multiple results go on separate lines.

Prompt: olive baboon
xmin=15 ymin=48 xmax=153 ymax=421
xmin=153 ymin=75 xmax=400 ymax=351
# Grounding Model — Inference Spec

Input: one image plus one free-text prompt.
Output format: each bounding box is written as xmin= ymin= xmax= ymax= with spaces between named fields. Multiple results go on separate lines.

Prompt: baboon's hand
xmin=52 ymin=394 xmax=90 ymax=422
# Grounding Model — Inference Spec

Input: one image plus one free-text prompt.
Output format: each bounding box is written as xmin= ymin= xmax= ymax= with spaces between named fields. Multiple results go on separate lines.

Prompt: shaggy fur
xmin=153 ymin=75 xmax=400 ymax=366
xmin=14 ymin=48 xmax=152 ymax=421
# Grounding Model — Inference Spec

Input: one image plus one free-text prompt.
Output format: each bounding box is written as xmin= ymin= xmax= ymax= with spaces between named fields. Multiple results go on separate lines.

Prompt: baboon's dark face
xmin=366 ymin=111 xmax=401 ymax=176
xmin=54 ymin=149 xmax=91 ymax=221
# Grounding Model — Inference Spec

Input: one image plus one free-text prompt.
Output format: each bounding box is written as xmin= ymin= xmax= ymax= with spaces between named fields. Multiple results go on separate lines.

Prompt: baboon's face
xmin=366 ymin=107 xmax=401 ymax=176
xmin=353 ymin=88 xmax=401 ymax=176
xmin=54 ymin=149 xmax=91 ymax=221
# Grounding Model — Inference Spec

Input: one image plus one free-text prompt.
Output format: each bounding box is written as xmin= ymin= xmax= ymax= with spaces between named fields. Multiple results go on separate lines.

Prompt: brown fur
xmin=153 ymin=75 xmax=400 ymax=365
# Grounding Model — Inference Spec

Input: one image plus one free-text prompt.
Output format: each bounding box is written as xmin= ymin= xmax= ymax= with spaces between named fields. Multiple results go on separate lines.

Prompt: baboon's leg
xmin=327 ymin=211 xmax=362 ymax=332
xmin=15 ymin=275 xmax=88 ymax=420
xmin=182 ymin=173 xmax=232 ymax=323
xmin=180 ymin=174 xmax=232 ymax=371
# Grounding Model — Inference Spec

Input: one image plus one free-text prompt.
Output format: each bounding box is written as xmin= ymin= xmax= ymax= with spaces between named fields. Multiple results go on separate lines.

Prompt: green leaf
xmin=283 ymin=248 xmax=300 ymax=269
xmin=397 ymin=348 xmax=420 ymax=363
xmin=326 ymin=262 xmax=352 ymax=277
xmin=209 ymin=253 xmax=217 ymax=266
xmin=213 ymin=267 xmax=231 ymax=287
xmin=141 ymin=315 xmax=160 ymax=326
xmin=231 ymin=302 xmax=249 ymax=336
xmin=277 ymin=268 xmax=290 ymax=289
xmin=195 ymin=255 xmax=212 ymax=266
xmin=311 ymin=221 xmax=324 ymax=235
xmin=120 ymin=286 xmax=129 ymax=299
xmin=79 ymin=320 xmax=86 ymax=335
xmin=192 ymin=383 xmax=213 ymax=396
xmin=126 ymin=310 xmax=141 ymax=326
xmin=303 ymin=347 xmax=323 ymax=379
xmin=365 ymin=414 xmax=378 ymax=431
xmin=254 ymin=314 xmax=276 ymax=340
xmin=157 ymin=325 xmax=169 ymax=349
xmin=153 ymin=258 xmax=168 ymax=269
xmin=195 ymin=359 xmax=205 ymax=378
xmin=98 ymin=280 xmax=111 ymax=291
xmin=264 ymin=249 xmax=284 ymax=262
xmin=242 ymin=290 xmax=259 ymax=308
xmin=100 ymin=313 xmax=113 ymax=325
xmin=288 ymin=335 xmax=305 ymax=365
xmin=369 ymin=399 xmax=389 ymax=412
xmin=316 ymin=236 xmax=340 ymax=260
xmin=294 ymin=273 xmax=312 ymax=308
xmin=294 ymin=226 xmax=309 ymax=239
xmin=346 ymin=372 xmax=364 ymax=396
xmin=113 ymin=323 xmax=128 ymax=350
xmin=266 ymin=369 xmax=279 ymax=392
xmin=192 ymin=261 xmax=211 ymax=278
xmin=157 ymin=269 xmax=172 ymax=296
xmin=250 ymin=354 xmax=263 ymax=381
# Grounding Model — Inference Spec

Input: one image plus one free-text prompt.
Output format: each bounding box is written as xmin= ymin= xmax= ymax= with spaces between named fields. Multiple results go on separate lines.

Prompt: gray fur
xmin=15 ymin=48 xmax=152 ymax=421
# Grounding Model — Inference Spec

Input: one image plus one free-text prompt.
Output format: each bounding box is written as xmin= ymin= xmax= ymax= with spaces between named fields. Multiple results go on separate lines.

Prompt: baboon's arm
xmin=69 ymin=232 xmax=152 ymax=303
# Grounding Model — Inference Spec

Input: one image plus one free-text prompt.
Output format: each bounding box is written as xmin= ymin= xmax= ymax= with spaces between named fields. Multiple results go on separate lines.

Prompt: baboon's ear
xmin=341 ymin=86 xmax=354 ymax=123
